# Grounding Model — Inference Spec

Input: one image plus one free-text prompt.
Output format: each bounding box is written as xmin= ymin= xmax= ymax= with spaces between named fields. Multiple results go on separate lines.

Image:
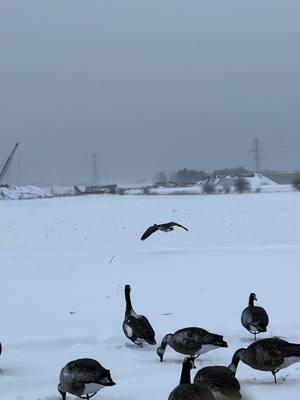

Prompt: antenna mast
xmin=0 ymin=142 xmax=20 ymax=185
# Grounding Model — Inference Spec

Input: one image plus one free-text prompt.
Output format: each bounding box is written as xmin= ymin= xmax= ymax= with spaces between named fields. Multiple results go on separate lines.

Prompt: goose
xmin=194 ymin=358 xmax=241 ymax=399
xmin=169 ymin=356 xmax=216 ymax=400
xmin=122 ymin=284 xmax=156 ymax=346
xmin=157 ymin=327 xmax=228 ymax=362
xmin=58 ymin=358 xmax=115 ymax=400
xmin=241 ymin=293 xmax=269 ymax=340
xmin=141 ymin=222 xmax=188 ymax=240
xmin=231 ymin=338 xmax=300 ymax=383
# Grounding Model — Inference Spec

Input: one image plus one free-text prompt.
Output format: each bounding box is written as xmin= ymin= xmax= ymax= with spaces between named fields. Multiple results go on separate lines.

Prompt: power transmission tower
xmin=92 ymin=153 xmax=100 ymax=184
xmin=250 ymin=138 xmax=263 ymax=172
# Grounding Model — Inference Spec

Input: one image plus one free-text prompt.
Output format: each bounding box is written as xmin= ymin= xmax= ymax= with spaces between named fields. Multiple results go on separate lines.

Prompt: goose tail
xmin=285 ymin=343 xmax=300 ymax=357
xmin=211 ymin=334 xmax=228 ymax=347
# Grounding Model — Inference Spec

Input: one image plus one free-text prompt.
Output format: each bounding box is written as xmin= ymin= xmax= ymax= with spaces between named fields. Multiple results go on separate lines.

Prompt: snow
xmin=1 ymin=192 xmax=300 ymax=399
xmin=0 ymin=185 xmax=47 ymax=200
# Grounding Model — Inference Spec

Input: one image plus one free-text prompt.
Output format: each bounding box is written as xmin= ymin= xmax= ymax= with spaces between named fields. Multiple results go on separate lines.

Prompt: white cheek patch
xmin=124 ymin=324 xmax=133 ymax=338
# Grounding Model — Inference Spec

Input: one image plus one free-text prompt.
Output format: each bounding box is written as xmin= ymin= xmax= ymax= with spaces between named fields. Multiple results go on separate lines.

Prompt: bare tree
xmin=222 ymin=180 xmax=231 ymax=194
xmin=154 ymin=171 xmax=167 ymax=183
xmin=293 ymin=178 xmax=300 ymax=191
xmin=234 ymin=177 xmax=250 ymax=193
xmin=202 ymin=182 xmax=215 ymax=194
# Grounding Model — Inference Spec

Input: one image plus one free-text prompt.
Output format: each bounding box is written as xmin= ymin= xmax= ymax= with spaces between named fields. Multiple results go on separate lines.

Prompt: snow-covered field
xmin=1 ymin=192 xmax=300 ymax=400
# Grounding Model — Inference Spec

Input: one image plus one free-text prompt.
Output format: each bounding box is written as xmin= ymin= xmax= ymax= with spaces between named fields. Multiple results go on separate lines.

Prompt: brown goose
xmin=232 ymin=338 xmax=300 ymax=383
xmin=241 ymin=293 xmax=269 ymax=340
xmin=194 ymin=358 xmax=241 ymax=399
xmin=122 ymin=284 xmax=156 ymax=346
xmin=58 ymin=358 xmax=115 ymax=399
xmin=141 ymin=222 xmax=188 ymax=240
xmin=169 ymin=356 xmax=216 ymax=400
xmin=157 ymin=327 xmax=227 ymax=362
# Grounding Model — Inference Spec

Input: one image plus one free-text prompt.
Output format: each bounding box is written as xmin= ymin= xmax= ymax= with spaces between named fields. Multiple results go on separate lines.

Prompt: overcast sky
xmin=1 ymin=1 xmax=300 ymax=185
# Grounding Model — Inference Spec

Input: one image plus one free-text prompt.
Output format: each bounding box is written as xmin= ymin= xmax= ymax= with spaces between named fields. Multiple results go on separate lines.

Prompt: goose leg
xmin=254 ymin=332 xmax=257 ymax=341
xmin=272 ymin=371 xmax=277 ymax=383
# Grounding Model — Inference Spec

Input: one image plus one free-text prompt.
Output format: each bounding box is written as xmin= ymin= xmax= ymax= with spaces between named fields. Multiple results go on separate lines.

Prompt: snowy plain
xmin=1 ymin=192 xmax=300 ymax=400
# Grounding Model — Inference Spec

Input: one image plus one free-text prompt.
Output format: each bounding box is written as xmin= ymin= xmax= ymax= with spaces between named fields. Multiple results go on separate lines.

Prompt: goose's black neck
xmin=179 ymin=360 xmax=192 ymax=384
xmin=125 ymin=286 xmax=133 ymax=312
xmin=249 ymin=293 xmax=256 ymax=307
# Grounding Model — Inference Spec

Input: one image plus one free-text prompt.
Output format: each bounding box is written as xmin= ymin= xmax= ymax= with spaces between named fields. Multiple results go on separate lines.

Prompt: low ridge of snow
xmin=0 ymin=185 xmax=47 ymax=200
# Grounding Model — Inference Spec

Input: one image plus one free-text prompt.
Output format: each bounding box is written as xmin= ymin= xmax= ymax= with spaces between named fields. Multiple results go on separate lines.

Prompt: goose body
xmin=169 ymin=357 xmax=216 ymax=400
xmin=141 ymin=222 xmax=188 ymax=240
xmin=122 ymin=284 xmax=156 ymax=346
xmin=241 ymin=293 xmax=269 ymax=340
xmin=194 ymin=366 xmax=241 ymax=399
xmin=157 ymin=327 xmax=228 ymax=362
xmin=58 ymin=358 xmax=115 ymax=399
xmin=233 ymin=338 xmax=300 ymax=383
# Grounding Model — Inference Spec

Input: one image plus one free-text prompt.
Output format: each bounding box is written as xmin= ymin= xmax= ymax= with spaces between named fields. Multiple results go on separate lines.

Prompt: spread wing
xmin=141 ymin=225 xmax=158 ymax=240
xmin=168 ymin=222 xmax=188 ymax=231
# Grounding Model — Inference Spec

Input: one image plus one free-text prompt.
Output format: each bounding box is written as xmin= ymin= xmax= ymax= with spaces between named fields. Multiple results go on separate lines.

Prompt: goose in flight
xmin=141 ymin=222 xmax=188 ymax=240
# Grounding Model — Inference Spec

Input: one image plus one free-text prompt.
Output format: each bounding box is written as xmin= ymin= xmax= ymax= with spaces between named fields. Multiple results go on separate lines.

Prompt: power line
xmin=92 ymin=153 xmax=100 ymax=184
xmin=250 ymin=138 xmax=263 ymax=172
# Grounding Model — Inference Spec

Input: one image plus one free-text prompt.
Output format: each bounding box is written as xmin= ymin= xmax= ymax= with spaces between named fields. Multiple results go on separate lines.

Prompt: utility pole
xmin=250 ymin=138 xmax=263 ymax=173
xmin=92 ymin=153 xmax=100 ymax=184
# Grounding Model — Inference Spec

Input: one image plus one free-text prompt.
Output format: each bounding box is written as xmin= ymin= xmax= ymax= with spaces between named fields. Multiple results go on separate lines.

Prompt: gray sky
xmin=1 ymin=0 xmax=300 ymax=185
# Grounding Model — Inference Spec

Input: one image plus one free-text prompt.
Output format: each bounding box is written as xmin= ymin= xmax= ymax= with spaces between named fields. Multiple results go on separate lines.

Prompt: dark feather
xmin=141 ymin=225 xmax=158 ymax=240
xmin=194 ymin=366 xmax=241 ymax=398
xmin=169 ymin=384 xmax=215 ymax=400
xmin=126 ymin=314 xmax=156 ymax=344
xmin=167 ymin=222 xmax=189 ymax=231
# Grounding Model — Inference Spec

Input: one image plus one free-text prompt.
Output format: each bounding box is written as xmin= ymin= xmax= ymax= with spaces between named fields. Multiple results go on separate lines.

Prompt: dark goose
xmin=141 ymin=222 xmax=188 ymax=240
xmin=194 ymin=356 xmax=241 ymax=399
xmin=157 ymin=327 xmax=227 ymax=362
xmin=169 ymin=356 xmax=215 ymax=400
xmin=232 ymin=338 xmax=300 ymax=383
xmin=58 ymin=358 xmax=115 ymax=400
xmin=241 ymin=293 xmax=269 ymax=340
xmin=122 ymin=284 xmax=156 ymax=346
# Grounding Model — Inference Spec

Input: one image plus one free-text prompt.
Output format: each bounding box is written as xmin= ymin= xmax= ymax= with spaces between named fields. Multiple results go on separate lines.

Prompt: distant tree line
xmin=154 ymin=166 xmax=253 ymax=184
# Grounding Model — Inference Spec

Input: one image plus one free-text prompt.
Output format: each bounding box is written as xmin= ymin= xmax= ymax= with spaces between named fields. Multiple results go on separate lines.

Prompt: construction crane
xmin=0 ymin=142 xmax=20 ymax=185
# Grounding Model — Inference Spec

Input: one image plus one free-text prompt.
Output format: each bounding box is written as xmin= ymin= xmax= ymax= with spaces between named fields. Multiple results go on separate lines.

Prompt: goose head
xmin=179 ymin=356 xmax=196 ymax=385
xmin=157 ymin=334 xmax=173 ymax=362
xmin=100 ymin=374 xmax=116 ymax=386
xmin=57 ymin=384 xmax=66 ymax=400
xmin=228 ymin=348 xmax=246 ymax=373
xmin=250 ymin=293 xmax=257 ymax=301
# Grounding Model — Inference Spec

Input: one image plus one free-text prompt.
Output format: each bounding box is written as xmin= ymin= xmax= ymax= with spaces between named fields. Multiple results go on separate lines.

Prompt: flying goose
xmin=58 ymin=358 xmax=115 ymax=400
xmin=141 ymin=222 xmax=188 ymax=240
xmin=241 ymin=293 xmax=269 ymax=340
xmin=232 ymin=338 xmax=300 ymax=383
xmin=169 ymin=356 xmax=216 ymax=400
xmin=194 ymin=360 xmax=241 ymax=399
xmin=157 ymin=327 xmax=228 ymax=362
xmin=123 ymin=284 xmax=156 ymax=346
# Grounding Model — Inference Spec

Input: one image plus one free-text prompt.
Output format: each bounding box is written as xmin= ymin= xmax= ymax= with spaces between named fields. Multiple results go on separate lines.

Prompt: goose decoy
xmin=169 ymin=356 xmax=216 ymax=400
xmin=122 ymin=284 xmax=156 ymax=346
xmin=141 ymin=222 xmax=188 ymax=240
xmin=194 ymin=361 xmax=241 ymax=399
xmin=241 ymin=293 xmax=269 ymax=340
xmin=58 ymin=358 xmax=115 ymax=400
xmin=157 ymin=327 xmax=228 ymax=362
xmin=232 ymin=338 xmax=300 ymax=383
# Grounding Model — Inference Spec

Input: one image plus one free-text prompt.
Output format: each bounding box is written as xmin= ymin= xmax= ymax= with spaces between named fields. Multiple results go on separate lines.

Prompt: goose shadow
xmin=124 ymin=342 xmax=156 ymax=352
